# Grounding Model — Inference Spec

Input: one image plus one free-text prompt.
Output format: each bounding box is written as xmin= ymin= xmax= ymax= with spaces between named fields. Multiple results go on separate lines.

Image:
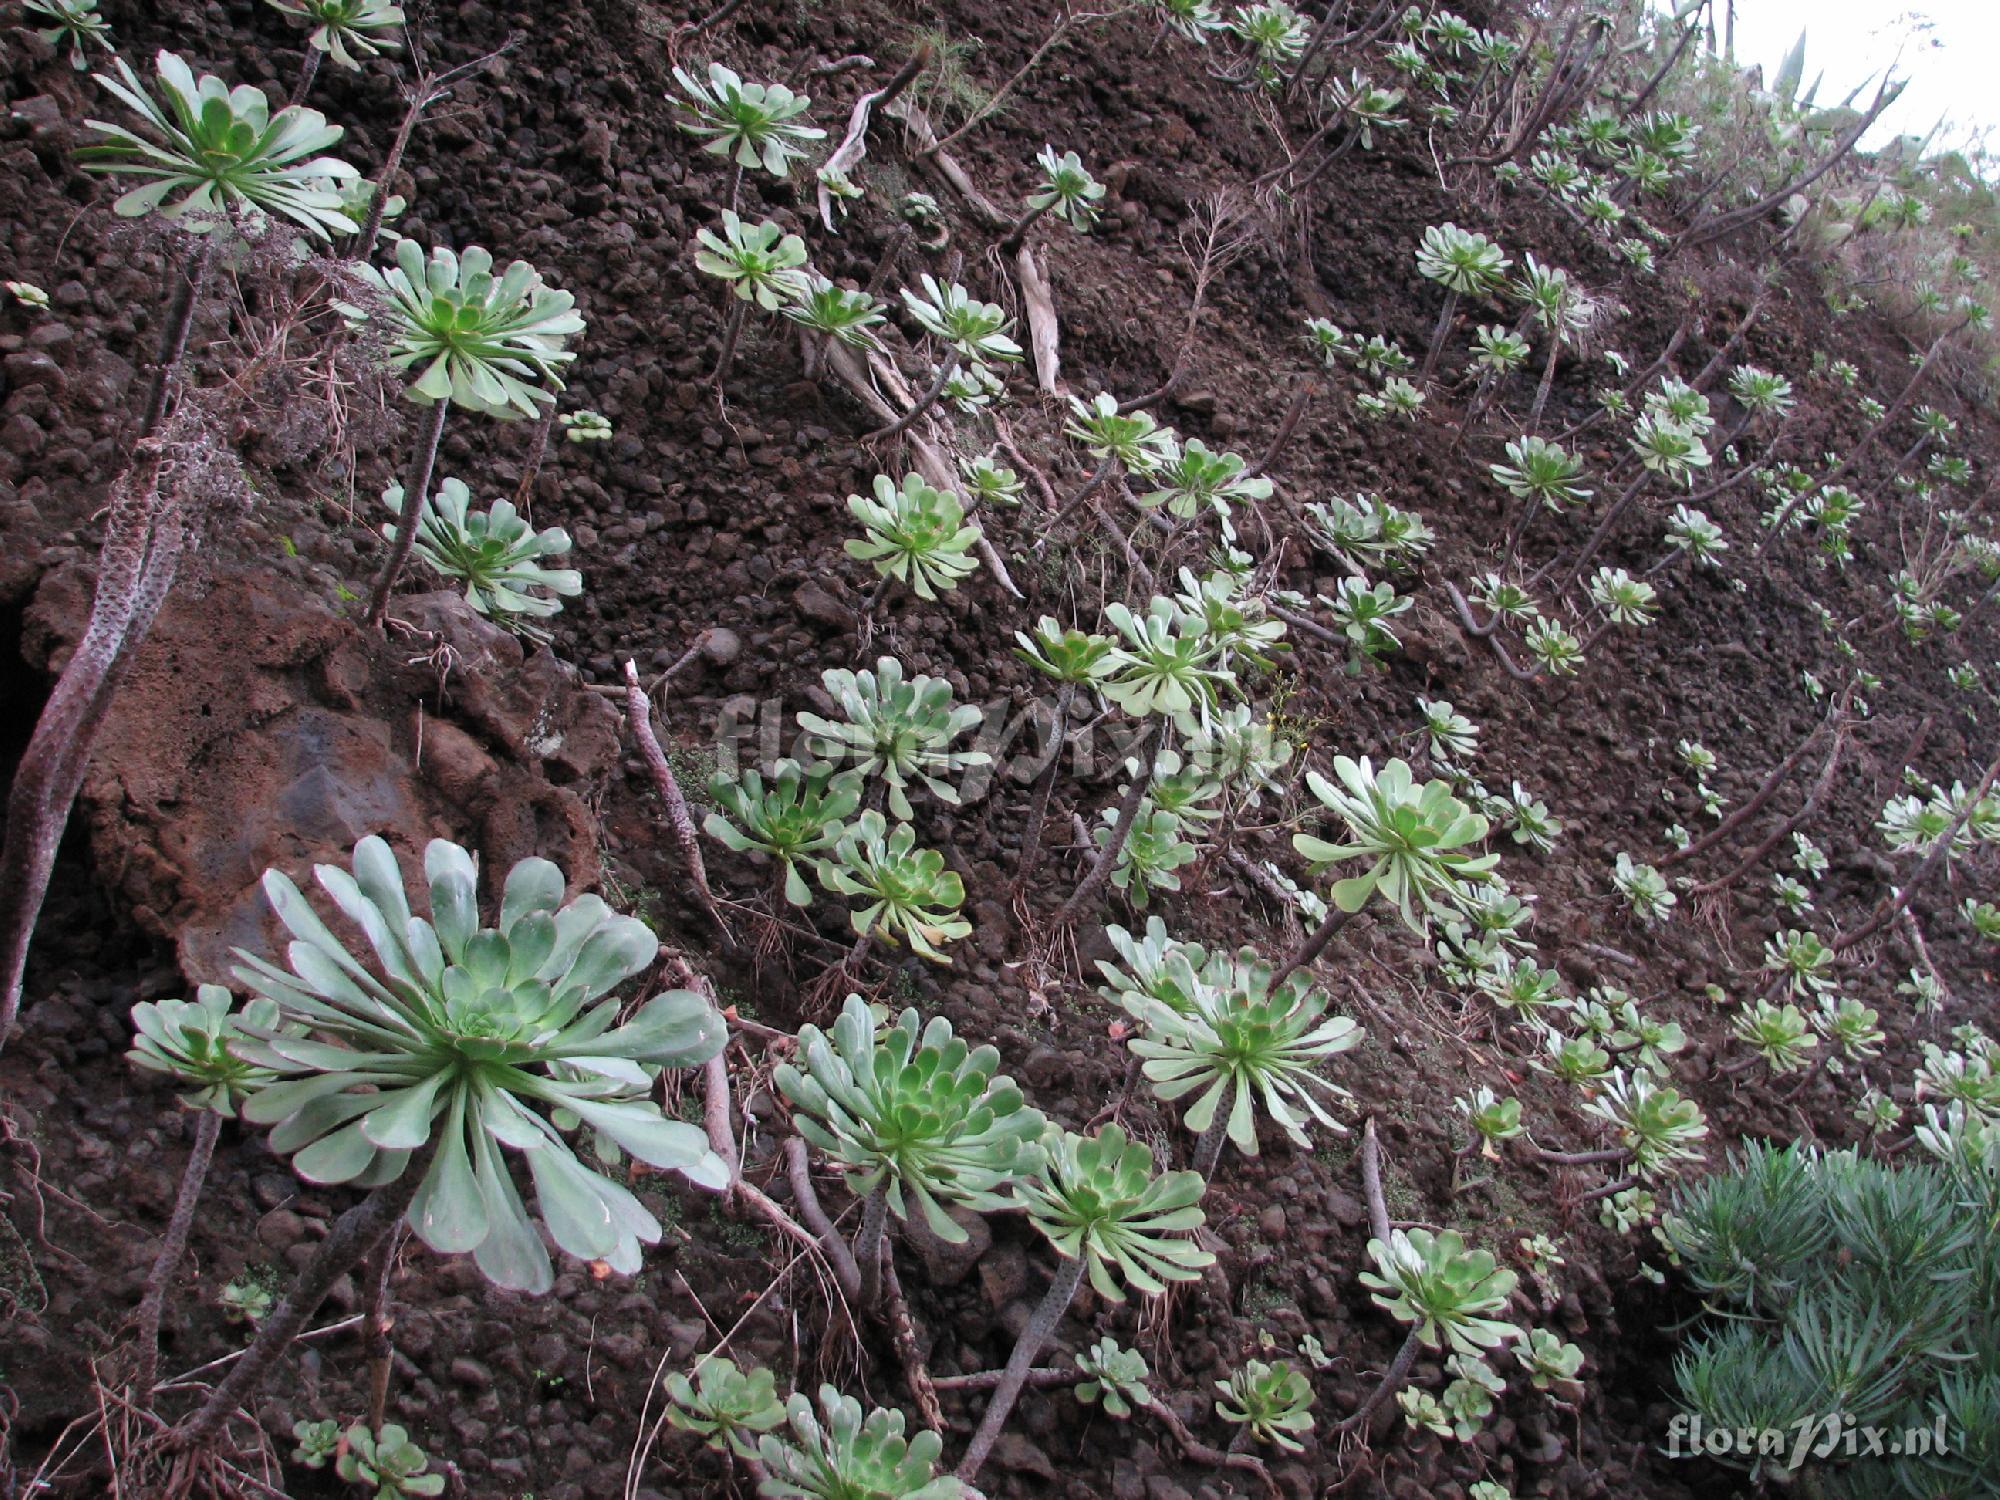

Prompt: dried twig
xmin=1014 ymin=243 xmax=1063 ymax=394
xmin=881 ymin=1252 xmax=944 ymax=1432
xmin=1124 ymin=193 xmax=1254 ymax=411
xmin=622 ymin=659 xmax=732 ymax=945
xmin=816 ymin=46 xmax=932 ymax=232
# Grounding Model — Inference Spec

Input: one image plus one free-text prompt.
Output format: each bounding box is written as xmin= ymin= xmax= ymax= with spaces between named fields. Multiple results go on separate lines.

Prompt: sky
xmin=1713 ymin=0 xmax=2000 ymax=154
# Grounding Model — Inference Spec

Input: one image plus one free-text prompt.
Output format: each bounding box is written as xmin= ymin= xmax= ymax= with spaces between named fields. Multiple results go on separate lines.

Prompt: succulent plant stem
xmin=0 ymin=446 xmax=188 ymax=1056
xmin=137 ymin=241 xmax=212 ymax=441
xmin=511 ymin=398 xmax=560 ymax=513
xmin=1053 ymin=723 xmax=1161 ymax=926
xmin=711 ymin=298 xmax=749 ymax=387
xmin=867 ymin=350 xmax=961 ymax=442
xmin=956 ymin=1252 xmax=1087 ymax=1482
xmin=1269 ymin=905 xmax=1356 ymax=991
xmin=177 ymin=1151 xmax=430 ymax=1452
xmin=853 ymin=1184 xmax=890 ymax=1310
xmin=130 ymin=1109 xmax=223 ymax=1403
xmin=1419 ymin=290 xmax=1458 ymax=387
xmin=289 ymin=44 xmax=322 ymax=108
xmin=1191 ymin=1086 xmax=1233 ymax=1177
xmin=1012 ymin=683 xmax=1076 ymax=896
xmin=366 ymin=395 xmax=450 ymax=627
xmin=364 ymin=1225 xmax=406 ymax=1434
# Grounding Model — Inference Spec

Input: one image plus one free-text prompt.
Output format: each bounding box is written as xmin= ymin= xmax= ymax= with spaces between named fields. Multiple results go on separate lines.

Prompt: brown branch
xmin=1530 ymin=1144 xmax=1632 ymax=1167
xmin=1245 ymin=377 xmax=1317 ymax=479
xmin=1335 ymin=1119 xmax=1417 ymax=1439
xmin=880 ymin=1251 xmax=945 ymax=1433
xmin=1270 ymin=905 xmax=1356 ymax=992
xmin=1693 ymin=725 xmax=1851 ymax=896
xmin=1442 ymin=583 xmax=1545 ymax=682
xmin=174 ymin=1152 xmax=430 ymax=1451
xmin=932 ymin=1367 xmax=1082 ymax=1392
xmin=1140 ymin=1396 xmax=1280 ymax=1498
xmin=1662 ymin=707 xmax=1840 ymax=867
xmin=362 ymin=1224 xmax=405 ymax=1435
xmin=1122 ymin=193 xmax=1250 ymax=412
xmin=130 ymin=1109 xmax=222 ymax=1402
xmin=780 ymin=1137 xmax=865 ymax=1303
xmin=923 ymin=7 xmax=1140 ymax=157
xmin=622 ymin=659 xmax=732 ymax=945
